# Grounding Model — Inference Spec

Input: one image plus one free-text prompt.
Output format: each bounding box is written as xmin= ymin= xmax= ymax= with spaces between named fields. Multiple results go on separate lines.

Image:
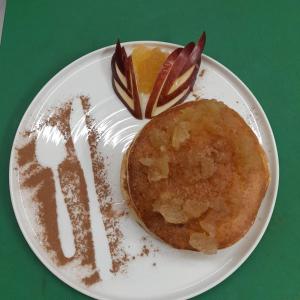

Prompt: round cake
xmin=121 ymin=100 xmax=270 ymax=253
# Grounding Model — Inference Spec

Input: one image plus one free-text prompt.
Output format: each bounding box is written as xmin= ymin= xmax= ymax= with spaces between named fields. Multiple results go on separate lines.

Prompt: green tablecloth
xmin=0 ymin=0 xmax=299 ymax=299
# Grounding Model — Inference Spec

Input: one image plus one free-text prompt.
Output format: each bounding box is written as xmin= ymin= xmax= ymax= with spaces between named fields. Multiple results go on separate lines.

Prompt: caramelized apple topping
xmin=172 ymin=121 xmax=190 ymax=150
xmin=149 ymin=128 xmax=168 ymax=149
xmin=153 ymin=192 xmax=188 ymax=224
xmin=149 ymin=155 xmax=169 ymax=181
xmin=183 ymin=199 xmax=209 ymax=218
xmin=181 ymin=146 xmax=218 ymax=184
xmin=189 ymin=232 xmax=218 ymax=254
xmin=139 ymin=157 xmax=154 ymax=167
xmin=199 ymin=220 xmax=216 ymax=237
xmin=139 ymin=154 xmax=169 ymax=182
xmin=208 ymin=196 xmax=227 ymax=212
xmin=199 ymin=155 xmax=217 ymax=179
xmin=152 ymin=191 xmax=209 ymax=224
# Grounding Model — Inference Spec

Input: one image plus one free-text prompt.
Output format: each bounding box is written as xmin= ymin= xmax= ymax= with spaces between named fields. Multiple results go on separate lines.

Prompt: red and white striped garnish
xmin=111 ymin=33 xmax=206 ymax=119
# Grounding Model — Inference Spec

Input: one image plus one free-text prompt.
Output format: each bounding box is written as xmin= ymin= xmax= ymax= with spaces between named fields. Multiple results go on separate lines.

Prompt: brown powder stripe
xmin=80 ymin=96 xmax=129 ymax=274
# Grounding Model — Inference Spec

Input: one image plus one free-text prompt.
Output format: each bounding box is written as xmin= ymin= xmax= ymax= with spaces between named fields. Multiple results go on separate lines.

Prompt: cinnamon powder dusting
xmin=15 ymin=96 xmax=159 ymax=287
xmin=82 ymin=271 xmax=100 ymax=286
xmin=16 ymin=102 xmax=100 ymax=284
xmin=140 ymin=245 xmax=150 ymax=257
xmin=199 ymin=69 xmax=206 ymax=77
xmin=81 ymin=96 xmax=129 ymax=274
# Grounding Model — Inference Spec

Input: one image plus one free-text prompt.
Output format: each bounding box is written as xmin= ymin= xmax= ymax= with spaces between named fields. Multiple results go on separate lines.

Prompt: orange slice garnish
xmin=132 ymin=46 xmax=169 ymax=94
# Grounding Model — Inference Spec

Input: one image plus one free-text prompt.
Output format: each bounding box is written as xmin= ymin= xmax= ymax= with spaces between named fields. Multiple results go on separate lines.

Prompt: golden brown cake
xmin=121 ymin=100 xmax=270 ymax=253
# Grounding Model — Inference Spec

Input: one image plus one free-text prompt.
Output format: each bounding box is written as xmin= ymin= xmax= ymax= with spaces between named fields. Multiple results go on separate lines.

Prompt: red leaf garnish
xmin=111 ymin=32 xmax=206 ymax=119
xmin=146 ymin=32 xmax=206 ymax=117
xmin=144 ymin=47 xmax=182 ymax=118
xmin=157 ymin=42 xmax=195 ymax=103
xmin=111 ymin=42 xmax=142 ymax=119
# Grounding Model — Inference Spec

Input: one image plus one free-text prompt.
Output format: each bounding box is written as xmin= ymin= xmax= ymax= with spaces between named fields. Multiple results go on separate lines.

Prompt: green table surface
xmin=1 ymin=0 xmax=299 ymax=299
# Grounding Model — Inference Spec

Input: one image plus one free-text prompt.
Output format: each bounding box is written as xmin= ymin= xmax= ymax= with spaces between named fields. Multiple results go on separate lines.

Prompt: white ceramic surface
xmin=9 ymin=41 xmax=279 ymax=300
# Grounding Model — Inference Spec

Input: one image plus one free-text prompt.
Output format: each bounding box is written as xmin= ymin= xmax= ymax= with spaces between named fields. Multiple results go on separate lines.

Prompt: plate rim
xmin=9 ymin=40 xmax=279 ymax=300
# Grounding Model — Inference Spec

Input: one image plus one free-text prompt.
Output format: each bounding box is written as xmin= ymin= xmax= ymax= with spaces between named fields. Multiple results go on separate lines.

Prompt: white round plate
xmin=9 ymin=41 xmax=279 ymax=300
